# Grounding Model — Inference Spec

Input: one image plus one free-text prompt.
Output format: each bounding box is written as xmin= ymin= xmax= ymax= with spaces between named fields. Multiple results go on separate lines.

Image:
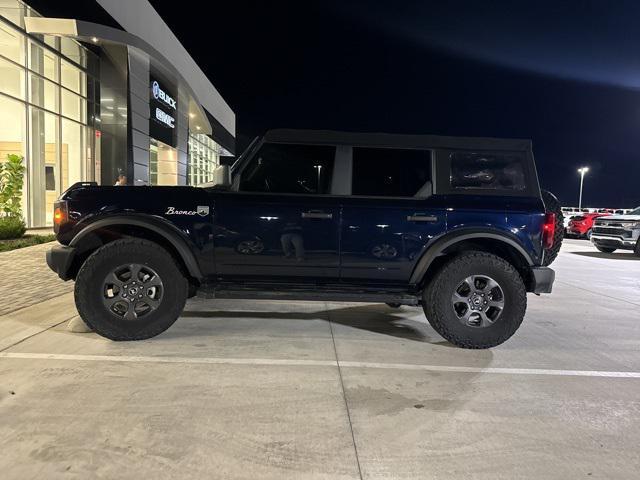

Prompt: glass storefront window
xmin=0 ymin=4 xmax=96 ymax=228
xmin=0 ymin=93 xmax=25 ymax=156
xmin=187 ymin=133 xmax=221 ymax=185
xmin=0 ymin=94 xmax=26 ymax=218
xmin=61 ymin=118 xmax=86 ymax=191
xmin=0 ymin=56 xmax=24 ymax=99
xmin=149 ymin=139 xmax=178 ymax=185
xmin=61 ymin=89 xmax=85 ymax=122
xmin=0 ymin=0 xmax=25 ymax=27
xmin=0 ymin=20 xmax=24 ymax=64
xmin=61 ymin=59 xmax=86 ymax=95
xmin=29 ymin=107 xmax=58 ymax=226
xmin=28 ymin=41 xmax=58 ymax=81
xmin=60 ymin=37 xmax=86 ymax=68
xmin=29 ymin=72 xmax=58 ymax=113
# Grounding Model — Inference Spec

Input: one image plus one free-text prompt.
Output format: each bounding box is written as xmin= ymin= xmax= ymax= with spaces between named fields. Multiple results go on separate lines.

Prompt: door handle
xmin=302 ymin=211 xmax=333 ymax=219
xmin=407 ymin=214 xmax=438 ymax=222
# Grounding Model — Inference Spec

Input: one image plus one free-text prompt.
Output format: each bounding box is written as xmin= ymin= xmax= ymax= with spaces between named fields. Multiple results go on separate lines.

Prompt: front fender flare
xmin=69 ymin=215 xmax=203 ymax=279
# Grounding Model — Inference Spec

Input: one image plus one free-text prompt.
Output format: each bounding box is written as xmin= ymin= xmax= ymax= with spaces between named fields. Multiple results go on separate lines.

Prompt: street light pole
xmin=577 ymin=166 xmax=589 ymax=210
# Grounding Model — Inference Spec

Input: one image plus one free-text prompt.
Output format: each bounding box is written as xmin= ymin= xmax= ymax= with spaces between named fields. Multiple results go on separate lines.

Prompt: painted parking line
xmin=1 ymin=351 xmax=639 ymax=378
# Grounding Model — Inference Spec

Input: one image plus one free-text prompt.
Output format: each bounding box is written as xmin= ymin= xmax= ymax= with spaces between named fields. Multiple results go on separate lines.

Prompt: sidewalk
xmin=0 ymin=242 xmax=73 ymax=316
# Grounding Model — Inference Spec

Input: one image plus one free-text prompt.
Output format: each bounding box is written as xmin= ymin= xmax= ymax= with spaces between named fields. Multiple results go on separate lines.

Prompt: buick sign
xmin=152 ymin=80 xmax=177 ymax=110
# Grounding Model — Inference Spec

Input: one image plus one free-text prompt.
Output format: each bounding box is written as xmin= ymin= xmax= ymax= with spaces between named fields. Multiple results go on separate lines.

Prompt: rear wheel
xmin=596 ymin=246 xmax=616 ymax=253
xmin=541 ymin=190 xmax=564 ymax=266
xmin=75 ymin=238 xmax=188 ymax=341
xmin=423 ymin=252 xmax=527 ymax=349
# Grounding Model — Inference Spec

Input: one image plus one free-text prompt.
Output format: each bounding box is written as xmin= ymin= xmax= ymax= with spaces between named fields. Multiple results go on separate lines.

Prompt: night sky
xmin=31 ymin=0 xmax=640 ymax=207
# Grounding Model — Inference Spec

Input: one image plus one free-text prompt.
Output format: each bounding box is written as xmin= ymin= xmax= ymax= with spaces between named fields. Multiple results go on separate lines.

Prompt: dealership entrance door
xmin=149 ymin=139 xmax=178 ymax=185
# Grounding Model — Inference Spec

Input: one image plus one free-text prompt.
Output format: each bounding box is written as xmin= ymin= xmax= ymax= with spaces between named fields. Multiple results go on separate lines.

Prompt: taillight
xmin=53 ymin=201 xmax=68 ymax=233
xmin=542 ymin=213 xmax=556 ymax=249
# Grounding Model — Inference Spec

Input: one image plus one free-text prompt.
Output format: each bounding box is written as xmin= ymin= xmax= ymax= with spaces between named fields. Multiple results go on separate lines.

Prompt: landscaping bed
xmin=0 ymin=234 xmax=56 ymax=253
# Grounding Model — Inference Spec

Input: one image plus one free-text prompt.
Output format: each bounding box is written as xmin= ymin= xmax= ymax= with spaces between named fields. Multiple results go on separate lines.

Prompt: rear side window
xmin=450 ymin=152 xmax=526 ymax=191
xmin=352 ymin=147 xmax=431 ymax=197
xmin=239 ymin=143 xmax=335 ymax=194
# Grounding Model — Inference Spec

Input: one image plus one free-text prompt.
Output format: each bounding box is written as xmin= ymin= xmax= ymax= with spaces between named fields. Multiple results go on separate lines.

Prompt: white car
xmin=590 ymin=206 xmax=640 ymax=255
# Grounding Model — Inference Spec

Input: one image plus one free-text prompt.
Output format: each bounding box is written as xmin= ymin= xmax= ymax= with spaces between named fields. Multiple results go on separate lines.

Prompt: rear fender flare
xmin=409 ymin=230 xmax=534 ymax=285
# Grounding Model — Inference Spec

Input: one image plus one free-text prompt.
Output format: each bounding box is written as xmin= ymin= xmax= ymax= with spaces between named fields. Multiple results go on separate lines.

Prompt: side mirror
xmin=211 ymin=165 xmax=231 ymax=189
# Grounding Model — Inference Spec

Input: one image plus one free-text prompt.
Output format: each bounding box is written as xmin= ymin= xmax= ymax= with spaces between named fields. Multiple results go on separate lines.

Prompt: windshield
xmin=628 ymin=206 xmax=640 ymax=215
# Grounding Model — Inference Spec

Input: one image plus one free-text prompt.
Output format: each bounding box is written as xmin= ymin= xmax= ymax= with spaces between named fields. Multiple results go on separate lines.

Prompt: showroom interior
xmin=0 ymin=0 xmax=236 ymax=228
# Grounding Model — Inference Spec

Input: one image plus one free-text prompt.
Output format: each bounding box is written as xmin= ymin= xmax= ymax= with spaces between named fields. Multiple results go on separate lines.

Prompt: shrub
xmin=0 ymin=154 xmax=27 ymax=240
xmin=0 ymin=215 xmax=26 ymax=240
xmin=0 ymin=154 xmax=26 ymax=217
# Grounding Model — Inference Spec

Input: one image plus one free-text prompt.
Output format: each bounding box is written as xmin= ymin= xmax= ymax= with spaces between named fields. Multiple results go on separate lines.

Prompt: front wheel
xmin=75 ymin=238 xmax=188 ymax=341
xmin=596 ymin=246 xmax=616 ymax=253
xmin=422 ymin=252 xmax=527 ymax=349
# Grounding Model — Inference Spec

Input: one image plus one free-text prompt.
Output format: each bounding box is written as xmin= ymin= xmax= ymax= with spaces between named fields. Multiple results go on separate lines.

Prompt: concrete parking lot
xmin=0 ymin=239 xmax=639 ymax=479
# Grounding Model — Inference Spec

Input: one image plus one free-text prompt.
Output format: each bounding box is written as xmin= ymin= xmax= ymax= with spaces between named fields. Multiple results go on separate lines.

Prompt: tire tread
xmin=423 ymin=251 xmax=527 ymax=349
xmin=74 ymin=238 xmax=187 ymax=341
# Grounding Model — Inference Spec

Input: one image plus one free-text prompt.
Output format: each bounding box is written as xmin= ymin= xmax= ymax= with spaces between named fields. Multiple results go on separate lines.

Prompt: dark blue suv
xmin=47 ymin=130 xmax=562 ymax=348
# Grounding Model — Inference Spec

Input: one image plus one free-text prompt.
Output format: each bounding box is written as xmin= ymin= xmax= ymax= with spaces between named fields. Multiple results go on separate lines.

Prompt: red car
xmin=567 ymin=213 xmax=610 ymax=239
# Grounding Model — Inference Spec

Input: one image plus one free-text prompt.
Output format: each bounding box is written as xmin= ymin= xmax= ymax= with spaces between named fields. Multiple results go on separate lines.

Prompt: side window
xmin=351 ymin=147 xmax=432 ymax=197
xmin=239 ymin=143 xmax=335 ymax=194
xmin=450 ymin=152 xmax=526 ymax=191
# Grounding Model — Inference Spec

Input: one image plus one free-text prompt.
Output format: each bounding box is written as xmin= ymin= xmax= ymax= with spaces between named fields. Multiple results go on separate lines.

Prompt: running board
xmin=196 ymin=282 xmax=420 ymax=305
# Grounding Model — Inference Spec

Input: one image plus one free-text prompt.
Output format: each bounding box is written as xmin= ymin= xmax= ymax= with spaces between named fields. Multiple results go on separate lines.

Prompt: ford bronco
xmin=47 ymin=130 xmax=562 ymax=348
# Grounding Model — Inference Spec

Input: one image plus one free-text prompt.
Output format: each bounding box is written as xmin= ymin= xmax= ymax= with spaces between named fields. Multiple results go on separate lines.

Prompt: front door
xmin=212 ymin=142 xmax=341 ymax=281
xmin=212 ymin=193 xmax=341 ymax=279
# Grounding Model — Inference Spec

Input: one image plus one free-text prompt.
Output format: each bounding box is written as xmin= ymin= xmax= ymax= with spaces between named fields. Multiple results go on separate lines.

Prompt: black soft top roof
xmin=263 ymin=129 xmax=532 ymax=152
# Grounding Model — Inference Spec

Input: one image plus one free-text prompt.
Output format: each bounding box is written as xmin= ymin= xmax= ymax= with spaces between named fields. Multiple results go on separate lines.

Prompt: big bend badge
xmin=197 ymin=205 xmax=210 ymax=217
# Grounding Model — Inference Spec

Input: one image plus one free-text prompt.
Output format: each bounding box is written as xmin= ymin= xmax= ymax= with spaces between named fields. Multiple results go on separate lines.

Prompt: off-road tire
xmin=596 ymin=246 xmax=616 ymax=254
xmin=635 ymin=239 xmax=640 ymax=257
xmin=541 ymin=189 xmax=564 ymax=266
xmin=422 ymin=251 xmax=527 ymax=349
xmin=75 ymin=238 xmax=188 ymax=341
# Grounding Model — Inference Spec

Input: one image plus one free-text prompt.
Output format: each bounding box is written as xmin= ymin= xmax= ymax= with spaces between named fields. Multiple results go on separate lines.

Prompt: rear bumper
xmin=46 ymin=244 xmax=76 ymax=281
xmin=530 ymin=266 xmax=555 ymax=294
xmin=567 ymin=227 xmax=588 ymax=236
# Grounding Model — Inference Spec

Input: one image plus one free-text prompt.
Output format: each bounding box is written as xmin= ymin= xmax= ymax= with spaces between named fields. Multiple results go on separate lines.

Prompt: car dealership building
xmin=0 ymin=0 xmax=235 ymax=227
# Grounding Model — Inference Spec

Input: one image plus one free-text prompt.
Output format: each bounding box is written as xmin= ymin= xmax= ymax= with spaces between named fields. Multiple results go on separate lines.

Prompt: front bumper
xmin=591 ymin=235 xmax=638 ymax=251
xmin=530 ymin=267 xmax=555 ymax=294
xmin=46 ymin=244 xmax=76 ymax=281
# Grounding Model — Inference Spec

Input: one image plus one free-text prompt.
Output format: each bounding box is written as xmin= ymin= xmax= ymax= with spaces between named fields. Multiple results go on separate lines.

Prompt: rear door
xmin=212 ymin=142 xmax=341 ymax=280
xmin=340 ymin=147 xmax=447 ymax=284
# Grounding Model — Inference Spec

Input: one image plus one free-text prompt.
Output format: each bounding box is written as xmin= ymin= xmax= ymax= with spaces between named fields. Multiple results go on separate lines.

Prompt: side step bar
xmin=196 ymin=282 xmax=421 ymax=306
